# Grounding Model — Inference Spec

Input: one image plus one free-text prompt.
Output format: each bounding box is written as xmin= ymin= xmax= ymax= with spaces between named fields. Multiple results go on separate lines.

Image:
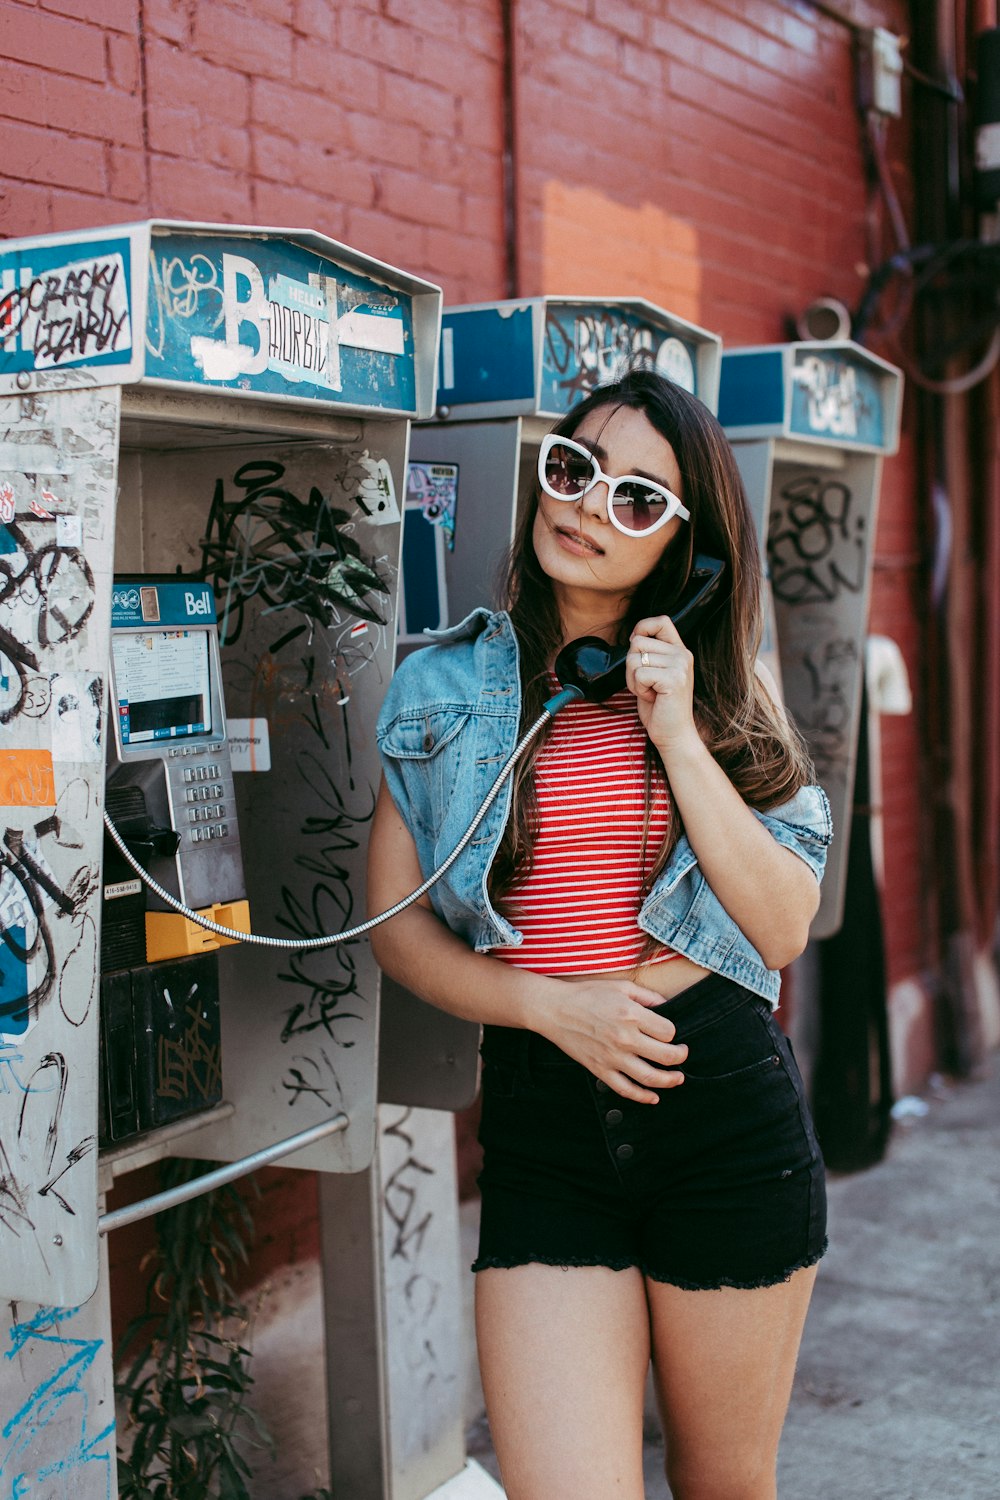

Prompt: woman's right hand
xmin=533 ymin=975 xmax=688 ymax=1104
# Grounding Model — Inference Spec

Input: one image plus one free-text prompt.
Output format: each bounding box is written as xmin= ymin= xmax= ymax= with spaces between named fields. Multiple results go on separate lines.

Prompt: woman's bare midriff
xmin=558 ymin=952 xmax=711 ymax=1001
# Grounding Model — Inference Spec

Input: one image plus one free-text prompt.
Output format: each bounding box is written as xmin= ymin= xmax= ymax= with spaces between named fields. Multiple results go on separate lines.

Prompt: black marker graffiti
xmin=280 ymin=1046 xmax=346 ymax=1108
xmin=0 ymin=258 xmax=129 ymax=367
xmin=544 ymin=311 xmax=659 ymax=401
xmin=768 ymin=475 xmax=866 ymax=606
xmin=382 ymin=1110 xmax=435 ymax=1261
xmin=276 ymin=753 xmax=374 ymax=1045
xmin=0 ymin=521 xmax=95 ymax=727
xmin=0 ymin=819 xmax=97 ymax=1032
xmin=798 ymin=637 xmax=859 ymax=779
xmin=0 ymin=1042 xmax=96 ymax=1240
xmin=199 ymin=458 xmax=389 ymax=646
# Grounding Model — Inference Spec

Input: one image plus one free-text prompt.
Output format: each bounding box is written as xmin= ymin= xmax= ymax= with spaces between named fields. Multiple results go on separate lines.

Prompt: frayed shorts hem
xmin=471 ymin=1238 xmax=828 ymax=1292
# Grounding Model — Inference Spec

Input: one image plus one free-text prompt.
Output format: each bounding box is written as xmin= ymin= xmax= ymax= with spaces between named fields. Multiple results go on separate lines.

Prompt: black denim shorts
xmin=473 ymin=972 xmax=827 ymax=1290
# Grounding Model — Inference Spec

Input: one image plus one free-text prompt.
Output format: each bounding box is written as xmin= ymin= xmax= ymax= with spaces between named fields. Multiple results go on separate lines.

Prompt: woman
xmin=368 ymin=370 xmax=832 ymax=1500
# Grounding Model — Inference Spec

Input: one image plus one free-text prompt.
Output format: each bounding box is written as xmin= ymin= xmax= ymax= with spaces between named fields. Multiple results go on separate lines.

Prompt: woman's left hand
xmin=627 ymin=615 xmax=699 ymax=756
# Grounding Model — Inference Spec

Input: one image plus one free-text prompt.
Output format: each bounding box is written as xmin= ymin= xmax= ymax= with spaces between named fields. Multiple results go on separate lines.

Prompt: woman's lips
xmin=554 ymin=526 xmax=604 ymax=557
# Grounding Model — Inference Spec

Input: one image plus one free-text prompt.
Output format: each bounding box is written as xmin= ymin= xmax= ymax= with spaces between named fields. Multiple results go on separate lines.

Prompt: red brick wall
xmin=0 ymin=0 xmax=507 ymax=303
xmin=4 ymin=0 xmax=926 ymax=1273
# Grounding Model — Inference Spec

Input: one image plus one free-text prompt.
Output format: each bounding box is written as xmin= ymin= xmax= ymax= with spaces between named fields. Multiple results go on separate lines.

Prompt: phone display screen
xmin=112 ymin=629 xmax=212 ymax=745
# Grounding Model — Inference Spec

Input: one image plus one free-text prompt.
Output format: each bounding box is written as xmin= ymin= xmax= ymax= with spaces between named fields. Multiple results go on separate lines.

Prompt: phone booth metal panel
xmin=0 ymin=220 xmax=439 ymax=1297
xmin=718 ymin=341 xmax=903 ymax=939
xmin=436 ymin=295 xmax=721 ymax=420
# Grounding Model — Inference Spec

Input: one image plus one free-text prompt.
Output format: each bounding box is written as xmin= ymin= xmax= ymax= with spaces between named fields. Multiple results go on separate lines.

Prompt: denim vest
xmin=375 ymin=609 xmax=833 ymax=1006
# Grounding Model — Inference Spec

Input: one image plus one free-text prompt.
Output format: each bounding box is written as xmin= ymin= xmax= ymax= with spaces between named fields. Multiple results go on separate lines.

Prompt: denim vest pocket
xmin=380 ymin=707 xmax=471 ymax=839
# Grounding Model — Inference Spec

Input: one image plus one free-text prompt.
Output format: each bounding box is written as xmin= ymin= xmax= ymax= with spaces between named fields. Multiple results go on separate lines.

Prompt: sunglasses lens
xmin=543 ymin=442 xmax=594 ymax=497
xmin=611 ymin=480 xmax=670 ymax=532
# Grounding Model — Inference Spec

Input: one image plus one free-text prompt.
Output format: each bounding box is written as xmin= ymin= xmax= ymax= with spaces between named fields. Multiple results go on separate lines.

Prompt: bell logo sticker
xmin=185 ymin=590 xmax=211 ymax=616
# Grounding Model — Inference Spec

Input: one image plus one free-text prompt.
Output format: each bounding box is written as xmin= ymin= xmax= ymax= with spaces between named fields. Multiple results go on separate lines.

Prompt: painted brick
xmin=252 ymin=77 xmax=346 ymax=147
xmin=418 ymin=36 xmax=499 ymax=98
xmin=339 ymin=10 xmax=421 ymax=77
xmin=147 ymin=41 xmax=250 ymax=125
xmin=461 ymin=0 xmax=505 ymax=56
xmin=148 ymin=152 xmax=252 ymax=220
xmin=380 ymin=70 xmax=456 ymax=135
xmin=293 ymin=37 xmax=382 ymax=111
xmin=591 ymin=0 xmax=646 ymax=42
xmin=40 ymin=0 xmax=136 ymax=33
xmin=621 ymin=37 xmax=663 ymax=87
xmin=297 ymin=144 xmax=375 ymax=209
xmin=253 ymin=179 xmax=349 ymax=239
xmin=147 ymin=99 xmax=200 ymax=157
xmin=293 ymin=0 xmax=336 ymax=43
xmin=0 ymin=117 xmax=107 ymax=193
xmin=381 ymin=166 xmax=461 ymax=230
xmin=0 ymin=61 xmax=49 ymax=130
xmin=384 ymin=0 xmax=455 ymax=37
xmin=52 ymin=190 xmax=148 ymax=232
xmin=107 ymin=31 xmax=141 ymax=93
xmin=108 ymin=143 xmax=146 ymax=202
xmin=252 ymin=0 xmax=294 ymax=25
xmin=254 ymin=130 xmax=300 ymax=183
xmin=457 ymin=95 xmax=503 ymax=155
xmin=423 ymin=227 xmax=505 ymax=297
xmin=200 ymin=120 xmax=252 ymax=175
xmin=0 ymin=176 xmax=52 ymax=236
xmin=459 ymin=189 xmax=503 ymax=242
xmin=44 ymin=76 xmax=144 ymax=148
xmin=565 ymin=19 xmax=625 ymax=64
xmin=193 ymin=4 xmax=293 ymax=80
xmin=344 ymin=110 xmax=423 ymax=173
xmin=523 ymin=53 xmax=648 ymax=128
xmin=0 ymin=4 xmax=107 ymax=82
xmin=142 ymin=0 xmax=191 ymax=44
xmin=345 ymin=205 xmax=428 ymax=272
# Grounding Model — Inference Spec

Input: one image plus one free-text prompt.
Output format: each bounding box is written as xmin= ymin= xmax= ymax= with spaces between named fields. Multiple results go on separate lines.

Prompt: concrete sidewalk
xmin=467 ymin=1061 xmax=1000 ymax=1499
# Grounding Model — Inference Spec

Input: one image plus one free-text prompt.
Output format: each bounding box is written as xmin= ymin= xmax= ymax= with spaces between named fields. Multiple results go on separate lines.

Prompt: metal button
xmin=594 ymin=1079 xmax=609 ymax=1093
xmin=615 ymin=1143 xmax=634 ymax=1162
xmin=605 ymin=1108 xmax=623 ymax=1126
xmin=422 ymin=732 xmax=434 ymax=751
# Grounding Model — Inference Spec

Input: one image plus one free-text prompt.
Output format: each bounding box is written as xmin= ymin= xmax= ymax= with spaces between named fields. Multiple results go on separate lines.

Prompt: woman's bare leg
xmin=646 ymin=1264 xmax=818 ymax=1500
xmin=475 ymin=1263 xmax=651 ymax=1500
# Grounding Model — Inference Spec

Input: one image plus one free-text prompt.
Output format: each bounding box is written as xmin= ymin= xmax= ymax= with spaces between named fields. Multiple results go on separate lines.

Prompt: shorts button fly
xmin=615 ymin=1143 xmax=634 ymax=1162
xmin=605 ymin=1108 xmax=623 ymax=1126
xmin=594 ymin=1079 xmax=609 ymax=1092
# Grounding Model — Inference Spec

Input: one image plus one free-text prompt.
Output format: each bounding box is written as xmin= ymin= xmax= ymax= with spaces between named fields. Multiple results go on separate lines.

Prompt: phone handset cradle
xmin=104 ymin=556 xmax=726 ymax=951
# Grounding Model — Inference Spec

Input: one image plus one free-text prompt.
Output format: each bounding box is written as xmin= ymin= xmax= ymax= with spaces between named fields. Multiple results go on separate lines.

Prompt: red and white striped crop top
xmin=491 ymin=685 xmax=679 ymax=975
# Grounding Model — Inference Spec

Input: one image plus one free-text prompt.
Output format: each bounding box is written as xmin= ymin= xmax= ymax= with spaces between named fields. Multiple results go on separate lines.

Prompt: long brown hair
xmin=489 ymin=368 xmax=814 ymax=905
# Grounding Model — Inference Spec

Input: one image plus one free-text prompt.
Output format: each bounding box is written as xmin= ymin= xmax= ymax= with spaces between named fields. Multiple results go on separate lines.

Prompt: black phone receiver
xmin=553 ymin=554 xmax=726 ymax=704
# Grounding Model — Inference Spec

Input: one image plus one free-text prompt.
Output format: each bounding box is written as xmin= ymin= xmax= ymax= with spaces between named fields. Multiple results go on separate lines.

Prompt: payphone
xmin=718 ymin=339 xmax=903 ymax=938
xmin=381 ymin=296 xmax=724 ymax=1109
xmin=401 ymin=295 xmax=722 ymax=648
xmin=0 ymin=220 xmax=441 ymax=1498
xmin=99 ymin=577 xmax=250 ymax=1144
xmin=106 ymin=577 xmax=248 ymax=956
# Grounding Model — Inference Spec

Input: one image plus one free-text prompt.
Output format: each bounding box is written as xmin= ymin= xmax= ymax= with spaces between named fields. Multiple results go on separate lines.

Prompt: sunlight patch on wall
xmin=540 ymin=183 xmax=702 ymax=323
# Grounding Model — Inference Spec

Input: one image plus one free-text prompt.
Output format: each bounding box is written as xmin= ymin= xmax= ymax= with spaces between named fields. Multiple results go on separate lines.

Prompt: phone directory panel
xmin=112 ymin=628 xmax=212 ymax=744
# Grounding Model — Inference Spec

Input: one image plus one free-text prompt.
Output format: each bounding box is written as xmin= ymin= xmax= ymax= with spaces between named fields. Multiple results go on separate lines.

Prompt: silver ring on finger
xmin=640 ymin=651 xmax=650 ymax=667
